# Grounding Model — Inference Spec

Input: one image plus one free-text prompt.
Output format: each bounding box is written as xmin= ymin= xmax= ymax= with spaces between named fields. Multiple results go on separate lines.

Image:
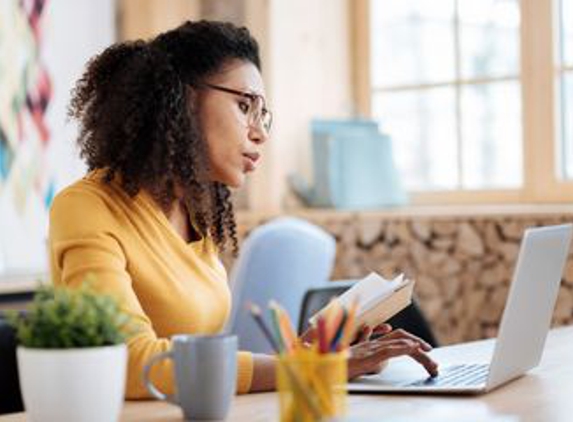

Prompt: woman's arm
xmin=49 ymin=189 xmax=255 ymax=397
xmin=250 ymin=354 xmax=277 ymax=392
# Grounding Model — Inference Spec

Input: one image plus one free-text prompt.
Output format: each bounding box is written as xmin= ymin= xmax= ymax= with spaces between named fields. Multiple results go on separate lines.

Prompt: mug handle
xmin=143 ymin=351 xmax=177 ymax=405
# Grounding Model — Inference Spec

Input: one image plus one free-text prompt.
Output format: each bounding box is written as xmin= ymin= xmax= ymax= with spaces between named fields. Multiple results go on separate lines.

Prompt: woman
xmin=49 ymin=20 xmax=438 ymax=399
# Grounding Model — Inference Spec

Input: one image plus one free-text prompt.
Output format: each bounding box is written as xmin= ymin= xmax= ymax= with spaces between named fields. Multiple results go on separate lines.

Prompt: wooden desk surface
xmin=3 ymin=326 xmax=572 ymax=421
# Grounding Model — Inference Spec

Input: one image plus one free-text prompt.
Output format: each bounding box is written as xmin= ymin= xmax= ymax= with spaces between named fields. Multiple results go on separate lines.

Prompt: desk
xmin=2 ymin=326 xmax=572 ymax=421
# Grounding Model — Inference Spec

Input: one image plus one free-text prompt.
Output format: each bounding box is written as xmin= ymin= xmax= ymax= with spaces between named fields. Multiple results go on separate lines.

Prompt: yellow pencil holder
xmin=276 ymin=350 xmax=347 ymax=422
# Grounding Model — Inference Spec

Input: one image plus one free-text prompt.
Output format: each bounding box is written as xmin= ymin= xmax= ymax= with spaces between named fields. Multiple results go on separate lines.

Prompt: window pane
xmin=372 ymin=88 xmax=458 ymax=190
xmin=370 ymin=0 xmax=455 ymax=87
xmin=563 ymin=72 xmax=573 ymax=179
xmin=458 ymin=0 xmax=520 ymax=79
xmin=560 ymin=0 xmax=573 ymax=180
xmin=461 ymin=81 xmax=522 ymax=188
xmin=562 ymin=0 xmax=573 ymax=66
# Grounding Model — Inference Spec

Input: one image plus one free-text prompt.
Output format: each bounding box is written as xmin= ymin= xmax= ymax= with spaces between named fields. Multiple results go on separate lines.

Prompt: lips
xmin=243 ymin=152 xmax=260 ymax=163
xmin=242 ymin=152 xmax=260 ymax=172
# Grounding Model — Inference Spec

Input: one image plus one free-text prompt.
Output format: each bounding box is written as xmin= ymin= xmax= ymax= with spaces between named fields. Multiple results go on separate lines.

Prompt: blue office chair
xmin=228 ymin=217 xmax=336 ymax=353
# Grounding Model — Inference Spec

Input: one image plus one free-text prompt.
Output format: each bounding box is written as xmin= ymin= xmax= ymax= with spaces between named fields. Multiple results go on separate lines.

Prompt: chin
xmin=227 ymin=179 xmax=244 ymax=189
xmin=219 ymin=173 xmax=245 ymax=189
xmin=211 ymin=167 xmax=246 ymax=188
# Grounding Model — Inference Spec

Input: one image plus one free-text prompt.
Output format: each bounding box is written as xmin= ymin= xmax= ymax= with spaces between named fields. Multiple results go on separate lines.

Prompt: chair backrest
xmin=228 ymin=217 xmax=336 ymax=353
xmin=297 ymin=281 xmax=355 ymax=334
xmin=298 ymin=281 xmax=439 ymax=347
xmin=0 ymin=316 xmax=24 ymax=415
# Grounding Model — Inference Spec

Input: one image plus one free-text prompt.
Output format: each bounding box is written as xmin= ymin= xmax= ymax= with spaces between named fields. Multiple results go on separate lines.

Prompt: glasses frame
xmin=201 ymin=82 xmax=273 ymax=134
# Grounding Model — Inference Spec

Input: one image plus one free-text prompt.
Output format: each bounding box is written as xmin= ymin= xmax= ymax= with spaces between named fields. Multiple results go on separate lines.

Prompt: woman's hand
xmin=347 ymin=326 xmax=439 ymax=379
xmin=300 ymin=323 xmax=438 ymax=379
xmin=299 ymin=322 xmax=380 ymax=345
xmin=300 ymin=321 xmax=393 ymax=346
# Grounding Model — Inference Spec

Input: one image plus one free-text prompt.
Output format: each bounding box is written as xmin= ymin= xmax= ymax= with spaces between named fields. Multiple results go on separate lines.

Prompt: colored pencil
xmin=270 ymin=301 xmax=297 ymax=353
xmin=268 ymin=302 xmax=286 ymax=353
xmin=326 ymin=302 xmax=344 ymax=346
xmin=247 ymin=303 xmax=281 ymax=353
xmin=330 ymin=309 xmax=347 ymax=351
xmin=248 ymin=302 xmax=323 ymax=418
xmin=317 ymin=315 xmax=328 ymax=354
xmin=340 ymin=299 xmax=359 ymax=348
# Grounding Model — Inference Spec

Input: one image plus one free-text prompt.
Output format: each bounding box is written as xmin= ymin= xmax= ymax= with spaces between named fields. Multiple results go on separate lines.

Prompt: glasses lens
xmin=248 ymin=97 xmax=270 ymax=132
xmin=261 ymin=110 xmax=272 ymax=133
xmin=249 ymin=97 xmax=261 ymax=123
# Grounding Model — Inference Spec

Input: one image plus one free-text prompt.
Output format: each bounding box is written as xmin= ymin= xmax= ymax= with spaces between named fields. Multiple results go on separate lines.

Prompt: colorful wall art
xmin=0 ymin=0 xmax=115 ymax=283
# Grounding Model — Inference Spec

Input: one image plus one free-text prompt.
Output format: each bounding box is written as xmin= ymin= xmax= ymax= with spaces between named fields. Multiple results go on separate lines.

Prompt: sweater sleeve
xmin=49 ymin=189 xmax=254 ymax=398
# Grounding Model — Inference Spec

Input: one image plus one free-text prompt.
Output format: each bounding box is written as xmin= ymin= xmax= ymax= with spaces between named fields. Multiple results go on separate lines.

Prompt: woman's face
xmin=196 ymin=59 xmax=269 ymax=188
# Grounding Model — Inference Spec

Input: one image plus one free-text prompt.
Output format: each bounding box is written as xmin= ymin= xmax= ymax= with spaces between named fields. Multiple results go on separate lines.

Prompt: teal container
xmin=291 ymin=119 xmax=407 ymax=209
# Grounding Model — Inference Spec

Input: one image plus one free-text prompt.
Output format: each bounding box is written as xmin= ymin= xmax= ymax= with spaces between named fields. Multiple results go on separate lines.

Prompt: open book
xmin=309 ymin=272 xmax=415 ymax=338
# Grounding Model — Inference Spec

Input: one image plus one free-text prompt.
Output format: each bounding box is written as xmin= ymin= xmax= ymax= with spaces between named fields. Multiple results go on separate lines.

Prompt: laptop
xmin=348 ymin=224 xmax=573 ymax=395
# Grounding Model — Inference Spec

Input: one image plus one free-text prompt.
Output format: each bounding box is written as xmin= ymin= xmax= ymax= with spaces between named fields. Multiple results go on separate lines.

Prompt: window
xmin=360 ymin=0 xmax=573 ymax=203
xmin=559 ymin=0 xmax=573 ymax=180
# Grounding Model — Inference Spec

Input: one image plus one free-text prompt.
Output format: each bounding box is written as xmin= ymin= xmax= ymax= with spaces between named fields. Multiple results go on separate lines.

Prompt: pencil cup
xmin=276 ymin=350 xmax=347 ymax=422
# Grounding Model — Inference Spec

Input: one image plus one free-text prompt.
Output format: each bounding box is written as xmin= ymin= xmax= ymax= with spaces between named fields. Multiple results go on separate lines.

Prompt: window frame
xmin=354 ymin=0 xmax=573 ymax=204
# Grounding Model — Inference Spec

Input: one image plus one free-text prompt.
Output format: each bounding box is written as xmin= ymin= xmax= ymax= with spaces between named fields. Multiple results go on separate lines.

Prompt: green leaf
xmin=8 ymin=278 xmax=138 ymax=348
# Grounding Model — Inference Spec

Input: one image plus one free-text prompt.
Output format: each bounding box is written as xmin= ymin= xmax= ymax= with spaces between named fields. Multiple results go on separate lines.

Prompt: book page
xmin=336 ymin=273 xmax=407 ymax=315
xmin=308 ymin=272 xmax=412 ymax=327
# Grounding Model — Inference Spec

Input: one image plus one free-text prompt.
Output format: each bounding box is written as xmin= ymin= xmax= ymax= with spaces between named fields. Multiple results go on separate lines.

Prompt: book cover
xmin=309 ymin=273 xmax=415 ymax=338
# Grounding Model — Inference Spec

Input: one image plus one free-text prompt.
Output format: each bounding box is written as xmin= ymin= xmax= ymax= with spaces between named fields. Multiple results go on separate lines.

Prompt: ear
xmin=184 ymin=85 xmax=201 ymax=117
xmin=186 ymin=85 xmax=199 ymax=102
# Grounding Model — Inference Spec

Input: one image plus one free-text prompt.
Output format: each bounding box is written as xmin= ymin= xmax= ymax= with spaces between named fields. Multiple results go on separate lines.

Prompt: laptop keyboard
xmin=404 ymin=364 xmax=489 ymax=388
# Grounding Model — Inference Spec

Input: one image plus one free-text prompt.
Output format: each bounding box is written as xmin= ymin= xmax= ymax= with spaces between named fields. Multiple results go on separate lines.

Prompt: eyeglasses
xmin=201 ymin=83 xmax=273 ymax=134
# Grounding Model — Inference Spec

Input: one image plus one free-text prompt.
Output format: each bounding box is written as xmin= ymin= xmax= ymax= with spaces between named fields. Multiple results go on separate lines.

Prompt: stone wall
xmin=230 ymin=207 xmax=573 ymax=345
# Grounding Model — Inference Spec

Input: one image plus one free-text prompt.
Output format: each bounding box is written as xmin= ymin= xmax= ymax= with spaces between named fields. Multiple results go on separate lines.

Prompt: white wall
xmin=246 ymin=0 xmax=354 ymax=211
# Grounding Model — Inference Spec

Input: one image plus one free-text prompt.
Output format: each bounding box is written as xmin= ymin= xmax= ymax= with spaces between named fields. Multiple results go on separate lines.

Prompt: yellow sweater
xmin=49 ymin=170 xmax=253 ymax=398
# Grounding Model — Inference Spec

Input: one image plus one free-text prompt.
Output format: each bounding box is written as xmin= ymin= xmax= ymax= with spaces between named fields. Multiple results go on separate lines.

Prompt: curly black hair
xmin=68 ymin=20 xmax=261 ymax=254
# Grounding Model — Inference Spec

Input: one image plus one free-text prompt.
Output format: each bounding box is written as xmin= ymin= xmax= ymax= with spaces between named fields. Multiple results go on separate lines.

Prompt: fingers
xmin=369 ymin=339 xmax=420 ymax=362
xmin=365 ymin=359 xmax=389 ymax=376
xmin=359 ymin=326 xmax=372 ymax=342
xmin=350 ymin=339 xmax=397 ymax=359
xmin=371 ymin=323 xmax=392 ymax=337
xmin=349 ymin=339 xmax=416 ymax=378
xmin=352 ymin=323 xmax=391 ymax=345
xmin=369 ymin=338 xmax=438 ymax=377
xmin=372 ymin=329 xmax=437 ymax=375
xmin=351 ymin=339 xmax=438 ymax=377
xmin=408 ymin=348 xmax=439 ymax=377
xmin=351 ymin=325 xmax=372 ymax=345
xmin=350 ymin=339 xmax=417 ymax=362
xmin=299 ymin=326 xmax=315 ymax=343
xmin=377 ymin=328 xmax=433 ymax=352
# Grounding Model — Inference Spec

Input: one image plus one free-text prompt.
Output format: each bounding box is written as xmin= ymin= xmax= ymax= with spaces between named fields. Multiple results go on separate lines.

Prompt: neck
xmin=166 ymin=200 xmax=201 ymax=243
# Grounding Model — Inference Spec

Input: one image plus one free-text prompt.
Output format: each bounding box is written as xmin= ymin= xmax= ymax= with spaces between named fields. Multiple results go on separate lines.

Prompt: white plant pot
xmin=17 ymin=344 xmax=127 ymax=422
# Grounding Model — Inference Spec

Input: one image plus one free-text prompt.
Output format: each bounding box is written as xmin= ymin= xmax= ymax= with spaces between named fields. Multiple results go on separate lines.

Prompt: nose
xmin=248 ymin=121 xmax=269 ymax=145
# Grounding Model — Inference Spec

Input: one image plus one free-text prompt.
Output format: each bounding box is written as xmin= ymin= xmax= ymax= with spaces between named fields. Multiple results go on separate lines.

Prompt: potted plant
xmin=8 ymin=282 xmax=132 ymax=422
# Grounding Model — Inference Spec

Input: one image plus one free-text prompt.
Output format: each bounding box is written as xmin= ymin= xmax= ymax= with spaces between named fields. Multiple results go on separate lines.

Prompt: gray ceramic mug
xmin=143 ymin=334 xmax=237 ymax=420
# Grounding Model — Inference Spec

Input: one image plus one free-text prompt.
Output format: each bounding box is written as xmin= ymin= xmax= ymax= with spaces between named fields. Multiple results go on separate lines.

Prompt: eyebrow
xmin=230 ymin=87 xmax=267 ymax=104
xmin=241 ymin=88 xmax=265 ymax=100
xmin=202 ymin=83 xmax=268 ymax=108
xmin=246 ymin=87 xmax=263 ymax=95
